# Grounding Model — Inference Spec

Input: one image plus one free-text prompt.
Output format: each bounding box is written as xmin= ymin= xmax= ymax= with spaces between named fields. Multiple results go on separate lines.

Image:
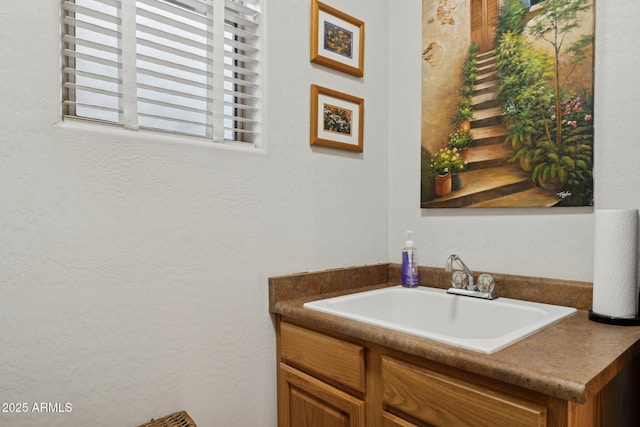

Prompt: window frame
xmin=61 ymin=0 xmax=262 ymax=147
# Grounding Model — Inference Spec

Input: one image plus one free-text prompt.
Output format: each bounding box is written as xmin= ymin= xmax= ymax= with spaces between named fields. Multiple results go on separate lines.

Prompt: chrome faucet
xmin=445 ymin=254 xmax=499 ymax=300
xmin=445 ymin=254 xmax=474 ymax=290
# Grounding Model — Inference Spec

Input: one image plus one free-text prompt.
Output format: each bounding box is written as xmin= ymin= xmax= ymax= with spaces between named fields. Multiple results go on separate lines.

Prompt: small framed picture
xmin=310 ymin=0 xmax=365 ymax=77
xmin=310 ymin=84 xmax=364 ymax=152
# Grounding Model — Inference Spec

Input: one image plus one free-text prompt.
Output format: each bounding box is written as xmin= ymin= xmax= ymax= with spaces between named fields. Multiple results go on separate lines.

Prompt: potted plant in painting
xmin=429 ymin=147 xmax=466 ymax=196
xmin=452 ymin=98 xmax=475 ymax=132
xmin=496 ymin=0 xmax=594 ymax=205
xmin=447 ymin=128 xmax=475 ymax=160
xmin=460 ymin=83 xmax=475 ymax=99
xmin=452 ymin=44 xmax=479 ymax=132
xmin=462 ymin=44 xmax=479 ymax=87
xmin=530 ymin=94 xmax=593 ymax=194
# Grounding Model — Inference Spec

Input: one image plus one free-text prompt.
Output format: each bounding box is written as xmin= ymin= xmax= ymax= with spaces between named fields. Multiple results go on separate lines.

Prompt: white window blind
xmin=62 ymin=0 xmax=261 ymax=145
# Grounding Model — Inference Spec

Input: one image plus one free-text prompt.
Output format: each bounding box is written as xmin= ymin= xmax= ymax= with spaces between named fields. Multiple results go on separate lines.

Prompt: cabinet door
xmin=279 ymin=363 xmax=365 ymax=427
xmin=280 ymin=322 xmax=366 ymax=393
xmin=382 ymin=356 xmax=547 ymax=427
xmin=382 ymin=411 xmax=420 ymax=427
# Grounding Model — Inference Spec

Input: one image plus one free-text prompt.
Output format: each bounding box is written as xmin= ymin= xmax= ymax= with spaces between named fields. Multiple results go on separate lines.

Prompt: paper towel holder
xmin=588 ymin=310 xmax=640 ymax=326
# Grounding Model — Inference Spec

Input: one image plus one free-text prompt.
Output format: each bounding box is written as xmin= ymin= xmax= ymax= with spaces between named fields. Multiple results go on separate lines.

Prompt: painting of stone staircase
xmin=421 ymin=0 xmax=594 ymax=209
xmin=422 ymin=50 xmax=562 ymax=208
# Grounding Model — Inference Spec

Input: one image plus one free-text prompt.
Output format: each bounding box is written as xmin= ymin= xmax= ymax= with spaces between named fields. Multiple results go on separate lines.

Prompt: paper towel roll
xmin=592 ymin=209 xmax=639 ymax=318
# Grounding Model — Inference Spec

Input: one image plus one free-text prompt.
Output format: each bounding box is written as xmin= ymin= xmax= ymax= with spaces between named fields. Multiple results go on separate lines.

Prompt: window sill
xmin=55 ymin=118 xmax=266 ymax=155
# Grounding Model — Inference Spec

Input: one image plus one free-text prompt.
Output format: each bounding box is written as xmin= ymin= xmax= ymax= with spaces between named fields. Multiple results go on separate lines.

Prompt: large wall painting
xmin=421 ymin=0 xmax=595 ymax=208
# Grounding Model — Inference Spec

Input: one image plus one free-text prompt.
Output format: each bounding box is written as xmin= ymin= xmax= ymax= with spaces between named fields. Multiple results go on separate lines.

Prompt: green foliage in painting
xmin=496 ymin=0 xmax=528 ymax=39
xmin=495 ymin=0 xmax=593 ymax=205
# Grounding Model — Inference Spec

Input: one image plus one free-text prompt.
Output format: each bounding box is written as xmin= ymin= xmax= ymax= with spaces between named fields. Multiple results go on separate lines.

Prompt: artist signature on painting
xmin=556 ymin=191 xmax=572 ymax=199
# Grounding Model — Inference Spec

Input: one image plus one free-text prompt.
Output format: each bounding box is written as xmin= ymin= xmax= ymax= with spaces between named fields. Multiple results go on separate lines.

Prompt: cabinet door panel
xmin=290 ymin=387 xmax=351 ymax=427
xmin=281 ymin=322 xmax=366 ymax=393
xmin=279 ymin=363 xmax=365 ymax=427
xmin=382 ymin=411 xmax=423 ymax=427
xmin=382 ymin=356 xmax=546 ymax=427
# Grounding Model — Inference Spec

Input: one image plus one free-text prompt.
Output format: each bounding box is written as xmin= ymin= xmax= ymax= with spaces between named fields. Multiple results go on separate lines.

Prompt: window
xmin=62 ymin=0 xmax=261 ymax=145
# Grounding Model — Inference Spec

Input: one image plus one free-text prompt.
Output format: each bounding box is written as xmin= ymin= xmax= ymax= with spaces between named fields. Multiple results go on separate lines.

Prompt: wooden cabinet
xmin=381 ymin=411 xmax=420 ymax=427
xmin=382 ymin=356 xmax=546 ymax=427
xmin=278 ymin=322 xmax=366 ymax=427
xmin=276 ymin=318 xmax=639 ymax=427
xmin=280 ymin=322 xmax=366 ymax=393
xmin=279 ymin=364 xmax=365 ymax=427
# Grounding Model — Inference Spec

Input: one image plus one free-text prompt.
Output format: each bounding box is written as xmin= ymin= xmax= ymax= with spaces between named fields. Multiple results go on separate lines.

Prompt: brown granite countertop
xmin=269 ymin=264 xmax=640 ymax=403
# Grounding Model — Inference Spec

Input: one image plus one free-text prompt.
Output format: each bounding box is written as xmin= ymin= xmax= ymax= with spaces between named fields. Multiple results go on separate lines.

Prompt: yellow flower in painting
xmin=429 ymin=146 xmax=465 ymax=175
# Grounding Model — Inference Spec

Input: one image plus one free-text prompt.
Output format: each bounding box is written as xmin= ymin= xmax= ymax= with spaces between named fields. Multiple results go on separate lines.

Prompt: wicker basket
xmin=136 ymin=411 xmax=196 ymax=427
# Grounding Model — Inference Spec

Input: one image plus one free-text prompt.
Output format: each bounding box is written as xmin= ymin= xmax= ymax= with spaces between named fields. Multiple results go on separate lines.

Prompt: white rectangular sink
xmin=304 ymin=286 xmax=576 ymax=354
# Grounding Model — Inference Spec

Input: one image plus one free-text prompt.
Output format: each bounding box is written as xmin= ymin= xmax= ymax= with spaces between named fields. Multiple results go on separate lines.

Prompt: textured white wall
xmin=389 ymin=1 xmax=640 ymax=283
xmin=0 ymin=1 xmax=388 ymax=426
xmin=4 ymin=1 xmax=639 ymax=425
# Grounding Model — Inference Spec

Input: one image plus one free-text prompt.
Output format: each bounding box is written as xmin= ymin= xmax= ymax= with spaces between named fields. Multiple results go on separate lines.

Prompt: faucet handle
xmin=476 ymin=273 xmax=495 ymax=293
xmin=450 ymin=270 xmax=468 ymax=289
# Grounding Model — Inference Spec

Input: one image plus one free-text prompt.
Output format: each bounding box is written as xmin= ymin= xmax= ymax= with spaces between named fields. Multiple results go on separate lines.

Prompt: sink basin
xmin=304 ymin=286 xmax=576 ymax=354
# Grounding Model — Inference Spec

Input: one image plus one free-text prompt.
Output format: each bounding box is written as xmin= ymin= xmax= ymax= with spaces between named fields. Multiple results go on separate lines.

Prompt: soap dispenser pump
xmin=402 ymin=231 xmax=419 ymax=288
